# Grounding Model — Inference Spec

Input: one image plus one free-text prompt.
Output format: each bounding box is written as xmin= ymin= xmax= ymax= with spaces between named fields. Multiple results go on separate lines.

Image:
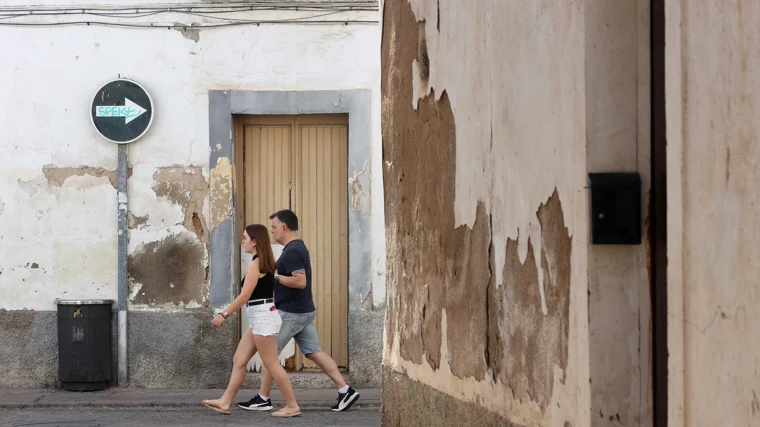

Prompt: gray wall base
xmin=0 ymin=309 xmax=235 ymax=389
xmin=348 ymin=310 xmax=383 ymax=388
xmin=0 ymin=309 xmax=381 ymax=389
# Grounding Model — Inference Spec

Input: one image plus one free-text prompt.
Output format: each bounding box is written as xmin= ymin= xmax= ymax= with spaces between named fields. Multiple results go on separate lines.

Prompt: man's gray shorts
xmin=276 ymin=310 xmax=322 ymax=355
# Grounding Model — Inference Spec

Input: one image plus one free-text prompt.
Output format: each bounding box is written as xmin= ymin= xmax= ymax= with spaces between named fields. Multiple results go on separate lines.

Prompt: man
xmin=237 ymin=209 xmax=360 ymax=412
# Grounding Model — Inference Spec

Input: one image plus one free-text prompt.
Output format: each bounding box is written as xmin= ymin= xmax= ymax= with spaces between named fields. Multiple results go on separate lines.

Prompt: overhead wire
xmin=178 ymin=9 xmax=349 ymax=23
xmin=0 ymin=20 xmax=377 ymax=28
xmin=0 ymin=1 xmax=376 ymax=8
xmin=0 ymin=2 xmax=378 ymax=27
xmin=0 ymin=2 xmax=378 ymax=14
xmin=0 ymin=6 xmax=377 ymax=15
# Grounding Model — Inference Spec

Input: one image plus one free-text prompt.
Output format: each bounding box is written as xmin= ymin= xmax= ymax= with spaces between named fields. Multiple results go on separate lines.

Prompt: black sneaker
xmin=331 ymin=387 xmax=360 ymax=412
xmin=237 ymin=394 xmax=273 ymax=411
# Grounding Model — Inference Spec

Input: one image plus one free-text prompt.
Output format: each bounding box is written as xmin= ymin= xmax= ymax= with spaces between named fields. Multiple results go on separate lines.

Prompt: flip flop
xmin=272 ymin=406 xmax=302 ymax=417
xmin=202 ymin=400 xmax=231 ymax=415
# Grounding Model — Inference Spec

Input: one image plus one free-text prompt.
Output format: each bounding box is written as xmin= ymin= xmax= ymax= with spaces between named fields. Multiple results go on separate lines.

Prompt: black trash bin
xmin=56 ymin=299 xmax=113 ymax=391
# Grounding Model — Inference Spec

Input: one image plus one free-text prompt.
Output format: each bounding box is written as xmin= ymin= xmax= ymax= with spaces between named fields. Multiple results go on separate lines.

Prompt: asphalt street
xmin=0 ymin=406 xmax=381 ymax=427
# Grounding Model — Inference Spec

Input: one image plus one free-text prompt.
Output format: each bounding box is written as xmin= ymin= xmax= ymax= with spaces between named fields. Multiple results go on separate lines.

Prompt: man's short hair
xmin=270 ymin=209 xmax=299 ymax=231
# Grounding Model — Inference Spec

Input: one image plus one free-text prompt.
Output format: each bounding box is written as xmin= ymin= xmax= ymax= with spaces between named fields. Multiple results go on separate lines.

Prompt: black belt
xmin=246 ymin=298 xmax=274 ymax=307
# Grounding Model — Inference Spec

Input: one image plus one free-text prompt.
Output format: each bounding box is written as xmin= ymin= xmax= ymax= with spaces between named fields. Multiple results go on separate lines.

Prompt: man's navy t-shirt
xmin=274 ymin=239 xmax=315 ymax=313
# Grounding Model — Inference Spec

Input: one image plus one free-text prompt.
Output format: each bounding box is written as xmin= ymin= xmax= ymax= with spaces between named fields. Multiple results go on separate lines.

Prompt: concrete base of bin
xmin=61 ymin=381 xmax=109 ymax=392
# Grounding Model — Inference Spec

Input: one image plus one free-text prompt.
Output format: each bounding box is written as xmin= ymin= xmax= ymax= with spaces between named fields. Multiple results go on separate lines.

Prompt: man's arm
xmin=277 ymin=269 xmax=307 ymax=289
xmin=277 ymin=249 xmax=308 ymax=289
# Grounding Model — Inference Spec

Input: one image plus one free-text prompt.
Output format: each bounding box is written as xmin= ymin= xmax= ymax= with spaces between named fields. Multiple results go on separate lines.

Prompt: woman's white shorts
xmin=246 ymin=303 xmax=282 ymax=337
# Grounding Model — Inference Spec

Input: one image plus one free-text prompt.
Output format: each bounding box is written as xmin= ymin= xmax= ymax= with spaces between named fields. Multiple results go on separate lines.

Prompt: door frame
xmin=650 ymin=0 xmax=668 ymax=424
xmin=208 ymin=90 xmax=373 ymax=373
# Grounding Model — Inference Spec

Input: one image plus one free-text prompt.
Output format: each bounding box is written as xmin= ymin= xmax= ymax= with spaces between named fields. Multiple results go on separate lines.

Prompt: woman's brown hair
xmin=245 ymin=224 xmax=276 ymax=275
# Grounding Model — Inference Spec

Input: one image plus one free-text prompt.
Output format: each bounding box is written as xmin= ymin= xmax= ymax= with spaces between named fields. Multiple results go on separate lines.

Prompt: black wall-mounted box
xmin=588 ymin=173 xmax=641 ymax=245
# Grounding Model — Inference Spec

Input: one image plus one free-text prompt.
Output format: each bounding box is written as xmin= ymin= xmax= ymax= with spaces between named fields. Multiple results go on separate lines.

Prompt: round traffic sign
xmin=91 ymin=79 xmax=154 ymax=144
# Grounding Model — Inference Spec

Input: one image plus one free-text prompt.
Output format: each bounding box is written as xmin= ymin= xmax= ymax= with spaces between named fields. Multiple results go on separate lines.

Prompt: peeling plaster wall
xmin=667 ymin=1 xmax=760 ymax=426
xmin=382 ymin=0 xmax=589 ymax=425
xmin=0 ymin=2 xmax=382 ymax=388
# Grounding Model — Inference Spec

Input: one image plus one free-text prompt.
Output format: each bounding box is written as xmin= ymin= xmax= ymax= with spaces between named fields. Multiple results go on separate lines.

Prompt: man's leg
xmin=304 ymin=351 xmax=346 ymax=388
xmin=296 ymin=319 xmax=359 ymax=411
xmin=258 ymin=347 xmax=346 ymax=399
xmin=259 ymin=314 xmax=297 ymax=398
xmin=258 ymin=365 xmax=275 ymax=399
xmin=290 ymin=313 xmax=344 ymax=386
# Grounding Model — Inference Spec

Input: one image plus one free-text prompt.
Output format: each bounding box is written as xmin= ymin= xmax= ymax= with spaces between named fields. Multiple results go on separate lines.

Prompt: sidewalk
xmin=0 ymin=388 xmax=381 ymax=410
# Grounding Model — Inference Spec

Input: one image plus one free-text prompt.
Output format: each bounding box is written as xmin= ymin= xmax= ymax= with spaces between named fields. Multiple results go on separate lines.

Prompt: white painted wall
xmin=667 ymin=1 xmax=760 ymax=426
xmin=0 ymin=4 xmax=384 ymax=312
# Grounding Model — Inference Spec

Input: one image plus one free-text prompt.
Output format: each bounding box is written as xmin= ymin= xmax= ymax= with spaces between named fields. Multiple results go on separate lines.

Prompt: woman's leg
xmin=254 ymin=334 xmax=300 ymax=415
xmin=203 ymin=327 xmax=257 ymax=411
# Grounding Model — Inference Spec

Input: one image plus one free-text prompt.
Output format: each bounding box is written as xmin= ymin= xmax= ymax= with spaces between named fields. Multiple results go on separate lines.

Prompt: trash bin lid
xmin=55 ymin=299 xmax=115 ymax=305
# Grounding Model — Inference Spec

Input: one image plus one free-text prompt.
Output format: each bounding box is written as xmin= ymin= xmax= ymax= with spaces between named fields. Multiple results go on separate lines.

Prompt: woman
xmin=202 ymin=224 xmax=301 ymax=417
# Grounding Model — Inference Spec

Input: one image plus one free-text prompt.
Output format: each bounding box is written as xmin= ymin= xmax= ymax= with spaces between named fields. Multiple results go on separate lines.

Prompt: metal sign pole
xmin=91 ymin=78 xmax=153 ymax=387
xmin=117 ymin=143 xmax=128 ymax=386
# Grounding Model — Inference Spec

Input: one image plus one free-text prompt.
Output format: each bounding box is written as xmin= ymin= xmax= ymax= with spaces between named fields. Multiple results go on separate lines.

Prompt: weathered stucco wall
xmin=382 ymin=0 xmax=590 ymax=425
xmin=0 ymin=2 xmax=383 ymax=387
xmin=0 ymin=8 xmax=382 ymax=313
xmin=666 ymin=1 xmax=760 ymax=426
xmin=585 ymin=0 xmax=652 ymax=425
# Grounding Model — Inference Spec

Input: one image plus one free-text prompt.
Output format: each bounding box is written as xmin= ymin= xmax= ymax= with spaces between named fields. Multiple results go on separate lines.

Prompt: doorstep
xmin=242 ymin=371 xmax=348 ymax=389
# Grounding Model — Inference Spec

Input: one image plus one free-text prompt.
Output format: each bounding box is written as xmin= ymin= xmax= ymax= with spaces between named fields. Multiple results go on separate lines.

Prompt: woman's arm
xmin=212 ymin=259 xmax=260 ymax=326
